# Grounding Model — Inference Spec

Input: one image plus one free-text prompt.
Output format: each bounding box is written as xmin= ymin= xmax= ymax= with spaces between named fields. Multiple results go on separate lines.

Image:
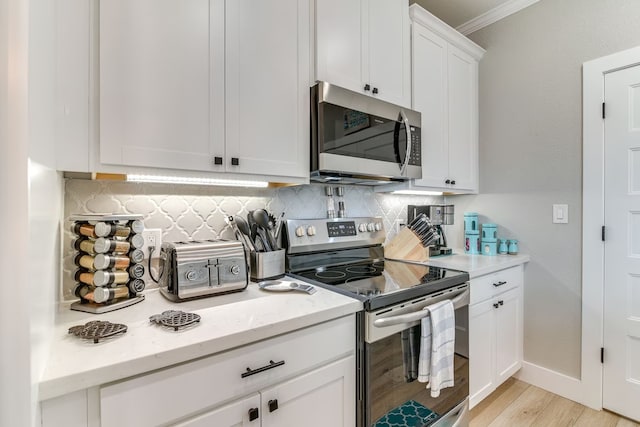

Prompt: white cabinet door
xmin=469 ymin=298 xmax=496 ymax=408
xmin=367 ymin=0 xmax=410 ymax=107
xmin=175 ymin=394 xmax=260 ymax=427
xmin=494 ymin=287 xmax=522 ymax=385
xmin=412 ymin=23 xmax=448 ymax=189
xmin=447 ymin=45 xmax=478 ymax=192
xmin=315 ymin=0 xmax=410 ymax=106
xmin=225 ymin=0 xmax=309 ymax=178
xmin=261 ymin=356 xmax=356 ymax=427
xmin=315 ymin=0 xmax=365 ymax=94
xmin=99 ymin=0 xmax=225 ymax=172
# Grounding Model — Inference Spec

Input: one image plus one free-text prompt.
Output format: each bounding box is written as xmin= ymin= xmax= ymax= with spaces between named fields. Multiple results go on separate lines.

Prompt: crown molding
xmin=455 ymin=0 xmax=540 ymax=36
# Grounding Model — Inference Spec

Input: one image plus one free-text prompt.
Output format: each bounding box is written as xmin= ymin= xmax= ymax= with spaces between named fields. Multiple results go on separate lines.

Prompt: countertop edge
xmin=423 ymin=253 xmax=530 ymax=278
xmin=38 ymin=300 xmax=362 ymax=402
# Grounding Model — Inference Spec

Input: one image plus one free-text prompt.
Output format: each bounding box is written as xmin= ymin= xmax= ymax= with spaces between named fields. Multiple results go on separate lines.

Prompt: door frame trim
xmin=582 ymin=45 xmax=640 ymax=410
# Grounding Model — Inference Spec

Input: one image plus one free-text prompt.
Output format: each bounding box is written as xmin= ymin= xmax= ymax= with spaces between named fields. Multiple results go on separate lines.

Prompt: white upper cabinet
xmin=225 ymin=0 xmax=309 ymax=178
xmin=100 ymin=0 xmax=223 ymax=172
xmin=59 ymin=0 xmax=310 ymax=183
xmin=315 ymin=0 xmax=411 ymax=108
xmin=407 ymin=5 xmax=484 ymax=193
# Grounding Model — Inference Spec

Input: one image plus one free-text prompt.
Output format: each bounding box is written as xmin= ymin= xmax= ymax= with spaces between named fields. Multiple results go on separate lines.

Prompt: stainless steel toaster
xmin=159 ymin=240 xmax=249 ymax=301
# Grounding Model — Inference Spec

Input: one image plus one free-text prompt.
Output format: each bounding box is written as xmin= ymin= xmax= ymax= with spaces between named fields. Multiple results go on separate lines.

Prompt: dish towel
xmin=417 ymin=299 xmax=455 ymax=397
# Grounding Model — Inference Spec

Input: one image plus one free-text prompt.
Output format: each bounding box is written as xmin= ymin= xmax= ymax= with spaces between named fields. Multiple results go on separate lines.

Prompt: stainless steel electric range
xmin=284 ymin=217 xmax=471 ymax=427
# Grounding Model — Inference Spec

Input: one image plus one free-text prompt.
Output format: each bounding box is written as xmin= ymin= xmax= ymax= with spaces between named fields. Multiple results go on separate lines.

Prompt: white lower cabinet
xmin=41 ymin=316 xmax=355 ymax=427
xmin=175 ymin=356 xmax=354 ymax=427
xmin=469 ymin=266 xmax=523 ymax=408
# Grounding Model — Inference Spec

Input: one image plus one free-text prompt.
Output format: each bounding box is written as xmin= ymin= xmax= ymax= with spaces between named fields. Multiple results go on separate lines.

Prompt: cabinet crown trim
xmin=409 ymin=4 xmax=486 ymax=61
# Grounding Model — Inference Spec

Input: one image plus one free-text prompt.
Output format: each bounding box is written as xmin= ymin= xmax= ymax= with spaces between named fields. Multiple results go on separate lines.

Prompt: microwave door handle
xmin=398 ymin=109 xmax=412 ymax=176
xmin=372 ymin=288 xmax=470 ymax=328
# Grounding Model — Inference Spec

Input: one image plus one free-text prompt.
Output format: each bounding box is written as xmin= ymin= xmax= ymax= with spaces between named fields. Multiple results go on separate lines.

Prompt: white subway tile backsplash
xmin=62 ymin=179 xmax=443 ymax=301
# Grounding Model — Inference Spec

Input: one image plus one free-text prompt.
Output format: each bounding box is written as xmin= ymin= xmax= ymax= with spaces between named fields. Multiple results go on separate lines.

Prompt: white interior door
xmin=603 ymin=63 xmax=640 ymax=422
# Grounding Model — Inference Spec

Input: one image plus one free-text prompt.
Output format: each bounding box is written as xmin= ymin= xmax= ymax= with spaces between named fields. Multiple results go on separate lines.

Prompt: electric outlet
xmin=142 ymin=229 xmax=162 ymax=259
xmin=395 ymin=219 xmax=406 ymax=234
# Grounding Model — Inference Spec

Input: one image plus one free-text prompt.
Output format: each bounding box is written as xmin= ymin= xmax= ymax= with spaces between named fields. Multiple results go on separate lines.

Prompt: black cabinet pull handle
xmin=231 ymin=157 xmax=240 ymax=166
xmin=451 ymin=180 xmax=456 ymax=185
xmin=445 ymin=179 xmax=451 ymax=184
xmin=364 ymin=84 xmax=371 ymax=91
xmin=499 ymin=300 xmax=504 ymax=306
xmin=213 ymin=156 xmax=223 ymax=165
xmin=268 ymin=399 xmax=279 ymax=413
xmin=248 ymin=408 xmax=259 ymax=421
xmin=372 ymin=87 xmax=379 ymax=94
xmin=493 ymin=303 xmax=499 ymax=309
xmin=241 ymin=360 xmax=285 ymax=378
xmin=493 ymin=281 xmax=507 ymax=287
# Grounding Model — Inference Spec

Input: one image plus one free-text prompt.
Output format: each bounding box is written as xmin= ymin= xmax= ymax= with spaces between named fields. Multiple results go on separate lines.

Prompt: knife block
xmin=384 ymin=227 xmax=430 ymax=262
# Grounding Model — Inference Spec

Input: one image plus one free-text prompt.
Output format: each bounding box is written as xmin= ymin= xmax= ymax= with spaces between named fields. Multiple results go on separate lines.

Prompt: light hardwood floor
xmin=469 ymin=378 xmax=639 ymax=427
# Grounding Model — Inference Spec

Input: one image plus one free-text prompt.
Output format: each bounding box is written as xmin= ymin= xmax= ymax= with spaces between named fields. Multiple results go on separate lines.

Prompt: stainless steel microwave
xmin=310 ymin=82 xmax=422 ymax=185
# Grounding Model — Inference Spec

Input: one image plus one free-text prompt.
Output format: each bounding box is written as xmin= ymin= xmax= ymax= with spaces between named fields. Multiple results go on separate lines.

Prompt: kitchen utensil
xmin=258 ymin=280 xmax=316 ymax=295
xmin=274 ymin=212 xmax=285 ymax=241
xmin=253 ymin=209 xmax=278 ymax=250
xmin=233 ymin=216 xmax=256 ymax=252
xmin=251 ymin=223 xmax=269 ymax=252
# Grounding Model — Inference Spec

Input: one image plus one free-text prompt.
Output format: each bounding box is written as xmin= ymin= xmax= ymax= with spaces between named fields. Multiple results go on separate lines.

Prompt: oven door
xmin=363 ymin=285 xmax=469 ymax=427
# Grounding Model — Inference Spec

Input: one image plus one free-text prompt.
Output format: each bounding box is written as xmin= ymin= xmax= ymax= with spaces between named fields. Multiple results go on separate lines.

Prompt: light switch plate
xmin=553 ymin=204 xmax=569 ymax=224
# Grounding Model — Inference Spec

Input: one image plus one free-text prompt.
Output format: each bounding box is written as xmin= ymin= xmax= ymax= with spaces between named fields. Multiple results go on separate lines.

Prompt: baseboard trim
xmin=514 ymin=361 xmax=600 ymax=410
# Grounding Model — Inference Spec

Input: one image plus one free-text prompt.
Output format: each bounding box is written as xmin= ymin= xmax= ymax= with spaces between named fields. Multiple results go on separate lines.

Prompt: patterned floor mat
xmin=373 ymin=400 xmax=439 ymax=427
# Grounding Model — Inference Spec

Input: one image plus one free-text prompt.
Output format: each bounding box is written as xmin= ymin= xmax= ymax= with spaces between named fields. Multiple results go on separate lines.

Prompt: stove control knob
xmin=295 ymin=226 xmax=305 ymax=237
xmin=186 ymin=270 xmax=199 ymax=281
xmin=230 ymin=265 xmax=240 ymax=275
xmin=374 ymin=222 xmax=382 ymax=231
xmin=358 ymin=223 xmax=367 ymax=233
xmin=367 ymin=223 xmax=375 ymax=232
xmin=307 ymin=226 xmax=316 ymax=236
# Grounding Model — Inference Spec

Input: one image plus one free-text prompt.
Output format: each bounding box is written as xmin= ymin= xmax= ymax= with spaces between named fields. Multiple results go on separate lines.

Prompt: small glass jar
xmin=508 ymin=239 xmax=519 ymax=255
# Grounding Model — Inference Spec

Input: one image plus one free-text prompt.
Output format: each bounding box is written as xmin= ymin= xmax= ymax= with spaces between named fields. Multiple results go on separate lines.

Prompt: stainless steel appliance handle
xmin=373 ymin=288 xmax=469 ymax=328
xmin=399 ymin=109 xmax=412 ymax=176
xmin=450 ymin=399 xmax=469 ymax=427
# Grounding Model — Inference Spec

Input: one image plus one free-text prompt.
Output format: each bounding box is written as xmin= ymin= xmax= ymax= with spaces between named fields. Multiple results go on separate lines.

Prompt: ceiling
xmin=411 ymin=0 xmax=523 ymax=32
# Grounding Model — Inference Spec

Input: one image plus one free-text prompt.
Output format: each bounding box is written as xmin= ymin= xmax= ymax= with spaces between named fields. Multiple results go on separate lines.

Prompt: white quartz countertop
xmin=422 ymin=252 xmax=530 ymax=278
xmin=39 ymin=277 xmax=362 ymax=401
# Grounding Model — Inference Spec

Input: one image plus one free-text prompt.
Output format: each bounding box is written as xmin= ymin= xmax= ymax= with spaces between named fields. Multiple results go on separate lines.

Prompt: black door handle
xmin=364 ymin=84 xmax=371 ymax=91
xmin=493 ymin=281 xmax=507 ymax=287
xmin=498 ymin=300 xmax=504 ymax=306
xmin=231 ymin=157 xmax=240 ymax=166
xmin=268 ymin=399 xmax=279 ymax=412
xmin=213 ymin=156 xmax=223 ymax=165
xmin=445 ymin=179 xmax=451 ymax=184
xmin=493 ymin=303 xmax=499 ymax=308
xmin=248 ymin=408 xmax=259 ymax=421
xmin=372 ymin=87 xmax=379 ymax=94
xmin=451 ymin=180 xmax=456 ymax=185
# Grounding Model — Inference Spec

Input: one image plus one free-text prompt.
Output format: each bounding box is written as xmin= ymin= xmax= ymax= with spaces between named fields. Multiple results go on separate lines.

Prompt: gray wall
xmin=447 ymin=0 xmax=640 ymax=377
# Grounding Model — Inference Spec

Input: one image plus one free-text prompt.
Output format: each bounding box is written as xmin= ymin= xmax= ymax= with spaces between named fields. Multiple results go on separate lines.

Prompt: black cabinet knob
xmin=451 ymin=180 xmax=456 ymax=185
xmin=493 ymin=303 xmax=499 ymax=309
xmin=445 ymin=179 xmax=451 ymax=184
xmin=213 ymin=156 xmax=223 ymax=165
xmin=268 ymin=399 xmax=279 ymax=413
xmin=372 ymin=87 xmax=378 ymax=94
xmin=364 ymin=84 xmax=371 ymax=91
xmin=498 ymin=300 xmax=504 ymax=306
xmin=231 ymin=157 xmax=240 ymax=166
xmin=248 ymin=408 xmax=259 ymax=421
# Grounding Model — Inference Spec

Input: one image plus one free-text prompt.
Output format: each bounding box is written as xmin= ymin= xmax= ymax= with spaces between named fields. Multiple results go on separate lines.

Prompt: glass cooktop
xmin=293 ymin=259 xmax=468 ymax=311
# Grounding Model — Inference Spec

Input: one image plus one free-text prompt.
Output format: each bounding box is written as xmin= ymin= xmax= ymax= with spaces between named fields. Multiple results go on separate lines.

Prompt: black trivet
xmin=149 ymin=310 xmax=201 ymax=331
xmin=68 ymin=320 xmax=128 ymax=343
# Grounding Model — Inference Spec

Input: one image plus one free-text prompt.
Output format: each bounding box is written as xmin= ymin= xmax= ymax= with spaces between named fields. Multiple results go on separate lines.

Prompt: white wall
xmin=448 ymin=0 xmax=640 ymax=379
xmin=0 ymin=0 xmax=32 ymax=425
xmin=28 ymin=0 xmax=63 ymax=421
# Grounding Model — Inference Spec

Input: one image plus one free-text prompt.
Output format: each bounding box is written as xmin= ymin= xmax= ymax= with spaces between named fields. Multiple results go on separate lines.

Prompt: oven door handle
xmin=373 ymin=288 xmax=470 ymax=328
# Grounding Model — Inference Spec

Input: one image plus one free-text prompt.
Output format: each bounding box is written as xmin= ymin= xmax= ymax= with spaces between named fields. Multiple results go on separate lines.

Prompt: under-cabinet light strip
xmin=391 ymin=190 xmax=443 ymax=196
xmin=126 ymin=174 xmax=269 ymax=188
